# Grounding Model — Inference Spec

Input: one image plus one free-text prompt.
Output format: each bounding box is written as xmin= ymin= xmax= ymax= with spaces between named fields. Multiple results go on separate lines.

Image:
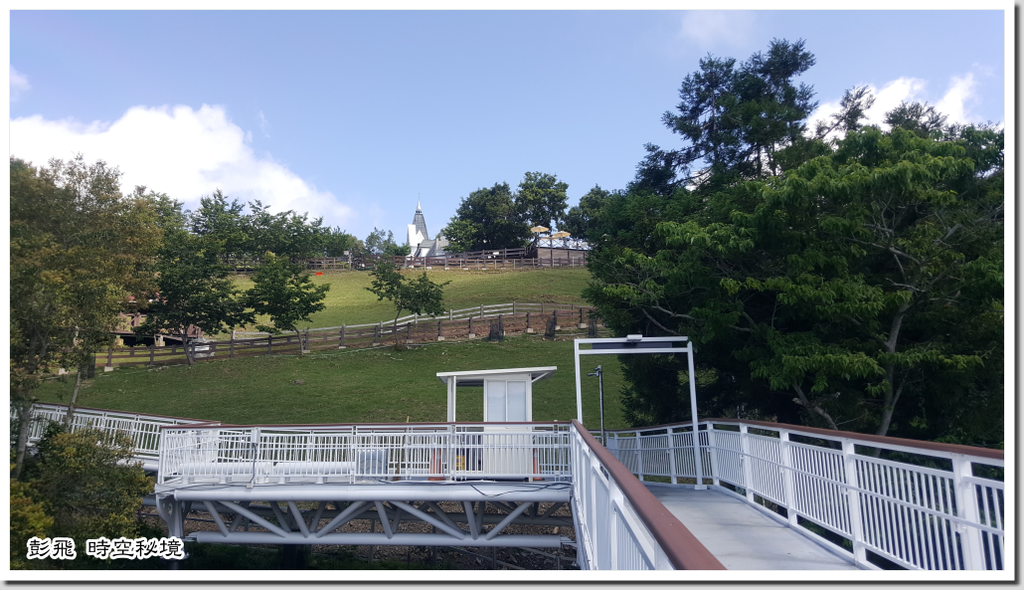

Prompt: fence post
xmin=553 ymin=309 xmax=559 ymax=331
xmin=468 ymin=317 xmax=474 ymax=338
xmin=406 ymin=323 xmax=412 ymax=343
xmin=437 ymin=320 xmax=444 ymax=341
xmin=230 ymin=333 xmax=235 ymax=359
xmin=339 ymin=325 xmax=346 ymax=349
xmin=739 ymin=424 xmax=755 ymax=504
xmin=512 ymin=301 xmax=516 ymax=315
xmin=373 ymin=325 xmax=380 ymax=346
xmin=526 ymin=312 xmax=532 ymax=333
xmin=449 ymin=308 xmax=453 ymax=321
xmin=841 ymin=439 xmax=868 ymax=566
xmin=480 ymin=303 xmax=484 ymax=318
xmin=267 ymin=335 xmax=273 ymax=356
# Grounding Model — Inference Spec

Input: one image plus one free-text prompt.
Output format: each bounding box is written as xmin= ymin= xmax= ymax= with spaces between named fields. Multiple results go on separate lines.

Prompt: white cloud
xmin=678 ymin=11 xmax=756 ymax=50
xmin=10 ymin=104 xmax=356 ymax=228
xmin=807 ymin=73 xmax=990 ymax=138
xmin=934 ymin=73 xmax=979 ymax=125
xmin=11 ymin=66 xmax=30 ymax=102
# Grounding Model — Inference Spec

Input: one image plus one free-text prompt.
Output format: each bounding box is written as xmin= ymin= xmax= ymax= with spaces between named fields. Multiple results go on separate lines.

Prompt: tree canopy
xmin=10 ymin=155 xmax=162 ymax=477
xmin=442 ymin=172 xmax=571 ymax=252
xmin=582 ymin=41 xmax=1004 ymax=447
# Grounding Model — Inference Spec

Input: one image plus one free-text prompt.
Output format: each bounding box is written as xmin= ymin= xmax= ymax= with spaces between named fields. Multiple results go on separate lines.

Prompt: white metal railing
xmin=602 ymin=420 xmax=1005 ymax=571
xmin=569 ymin=421 xmax=722 ymax=570
xmin=157 ymin=422 xmax=572 ymax=486
xmin=14 ymin=403 xmax=217 ymax=468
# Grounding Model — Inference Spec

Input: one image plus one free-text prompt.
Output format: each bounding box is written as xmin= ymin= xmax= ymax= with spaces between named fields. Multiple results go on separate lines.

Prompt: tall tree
xmin=246 ymin=252 xmax=331 ymax=346
xmin=135 ymin=230 xmax=253 ymax=366
xmin=366 ymin=261 xmax=449 ymax=346
xmin=653 ymin=39 xmax=818 ymax=192
xmin=190 ymin=189 xmax=249 ymax=259
xmin=10 ymin=155 xmax=161 ymax=478
xmin=441 ymin=182 xmax=530 ymax=252
xmin=585 ymin=123 xmax=1003 ymax=444
xmin=516 ymin=171 xmax=570 ymax=242
xmin=563 ymin=184 xmax=614 ymax=244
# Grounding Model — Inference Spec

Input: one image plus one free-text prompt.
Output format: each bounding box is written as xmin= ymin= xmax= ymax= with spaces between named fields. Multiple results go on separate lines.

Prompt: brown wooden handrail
xmin=571 ymin=420 xmax=725 ymax=570
xmin=603 ymin=418 xmax=1004 ymax=462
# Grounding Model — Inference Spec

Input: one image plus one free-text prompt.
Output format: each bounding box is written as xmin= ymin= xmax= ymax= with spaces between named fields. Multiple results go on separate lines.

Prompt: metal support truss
xmin=157 ymin=482 xmax=572 ymax=549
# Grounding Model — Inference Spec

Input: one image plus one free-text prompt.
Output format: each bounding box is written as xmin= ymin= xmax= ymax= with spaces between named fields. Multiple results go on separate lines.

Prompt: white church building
xmin=406 ymin=201 xmax=449 ymax=258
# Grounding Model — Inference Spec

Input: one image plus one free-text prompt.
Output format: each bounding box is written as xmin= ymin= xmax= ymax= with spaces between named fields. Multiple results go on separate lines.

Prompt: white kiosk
xmin=436 ymin=367 xmax=556 ymax=478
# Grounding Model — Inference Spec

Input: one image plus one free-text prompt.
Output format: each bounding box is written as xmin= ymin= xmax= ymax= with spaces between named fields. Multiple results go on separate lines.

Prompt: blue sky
xmin=9 ymin=9 xmax=1009 ymax=243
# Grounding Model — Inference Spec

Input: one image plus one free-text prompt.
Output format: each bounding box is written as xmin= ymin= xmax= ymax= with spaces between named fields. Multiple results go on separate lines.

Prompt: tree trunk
xmin=13 ymin=397 xmax=34 ymax=480
xmin=64 ymin=370 xmax=83 ymax=425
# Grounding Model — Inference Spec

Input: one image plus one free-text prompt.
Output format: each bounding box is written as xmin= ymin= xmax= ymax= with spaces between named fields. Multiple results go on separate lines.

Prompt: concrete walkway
xmin=644 ymin=483 xmax=862 ymax=570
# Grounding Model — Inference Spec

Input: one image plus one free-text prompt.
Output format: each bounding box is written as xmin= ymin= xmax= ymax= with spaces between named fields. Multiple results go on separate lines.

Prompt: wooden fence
xmin=97 ymin=302 xmax=600 ymax=370
xmin=224 ymin=247 xmax=589 ymax=273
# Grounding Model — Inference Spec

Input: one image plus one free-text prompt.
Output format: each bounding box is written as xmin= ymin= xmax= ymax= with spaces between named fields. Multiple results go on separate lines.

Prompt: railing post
xmin=437 ymin=320 xmax=443 ymax=341
xmin=668 ymin=427 xmax=678 ymax=485
xmin=841 ymin=440 xmax=868 ymax=566
xmin=953 ymin=454 xmax=984 ymax=569
xmin=230 ymin=332 xmax=235 ymax=359
xmin=779 ymin=431 xmax=798 ymax=527
xmin=739 ymin=424 xmax=755 ymax=504
xmin=707 ymin=426 xmax=720 ymax=487
xmin=339 ymin=325 xmax=346 ymax=349
xmin=635 ymin=431 xmax=643 ymax=482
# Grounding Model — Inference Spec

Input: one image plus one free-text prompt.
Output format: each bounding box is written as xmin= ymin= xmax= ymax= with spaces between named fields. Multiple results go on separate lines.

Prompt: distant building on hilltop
xmin=406 ymin=201 xmax=448 ymax=258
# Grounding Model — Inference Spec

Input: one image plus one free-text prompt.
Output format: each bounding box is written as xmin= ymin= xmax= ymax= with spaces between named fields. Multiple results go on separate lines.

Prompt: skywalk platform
xmin=644 ymin=483 xmax=861 ymax=570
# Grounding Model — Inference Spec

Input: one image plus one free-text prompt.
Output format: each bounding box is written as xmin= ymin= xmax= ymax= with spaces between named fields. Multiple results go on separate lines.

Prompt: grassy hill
xmin=234 ymin=267 xmax=593 ymax=330
xmin=35 ymin=336 xmax=629 ymax=430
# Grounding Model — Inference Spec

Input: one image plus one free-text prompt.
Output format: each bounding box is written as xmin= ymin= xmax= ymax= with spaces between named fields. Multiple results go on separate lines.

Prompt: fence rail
xmin=158 ymin=422 xmax=572 ymax=486
xmin=219 ymin=248 xmax=589 ymax=273
xmin=101 ymin=302 xmax=597 ymax=369
xmin=601 ymin=419 xmax=1005 ymax=571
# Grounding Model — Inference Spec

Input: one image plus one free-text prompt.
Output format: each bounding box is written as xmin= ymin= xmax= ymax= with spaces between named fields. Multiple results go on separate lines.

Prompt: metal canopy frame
xmin=573 ymin=336 xmax=705 ymax=490
xmin=437 ymin=367 xmax=556 ymax=422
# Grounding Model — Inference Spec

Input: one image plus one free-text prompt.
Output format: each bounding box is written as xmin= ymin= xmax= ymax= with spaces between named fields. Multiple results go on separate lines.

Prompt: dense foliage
xmin=10 ymin=156 xmax=162 ymax=476
xmin=12 ymin=423 xmax=153 ymax=569
xmin=442 ymin=172 xmax=570 ymax=252
xmin=582 ymin=41 xmax=1004 ymax=446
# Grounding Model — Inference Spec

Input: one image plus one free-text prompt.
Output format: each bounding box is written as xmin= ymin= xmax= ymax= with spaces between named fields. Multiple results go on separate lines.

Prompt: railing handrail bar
xmin=161 ymin=420 xmax=571 ymax=431
xmin=570 ymin=420 xmax=724 ymax=570
xmin=27 ymin=402 xmax=219 ymax=425
xmin=606 ymin=418 xmax=1004 ymax=463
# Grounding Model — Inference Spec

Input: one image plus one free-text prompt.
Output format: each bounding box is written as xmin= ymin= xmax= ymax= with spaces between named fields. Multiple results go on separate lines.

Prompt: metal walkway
xmin=643 ymin=483 xmax=859 ymax=570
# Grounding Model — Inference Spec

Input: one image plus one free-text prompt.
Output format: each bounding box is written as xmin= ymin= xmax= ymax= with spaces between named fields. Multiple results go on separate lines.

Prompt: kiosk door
xmin=483 ymin=378 xmax=532 ymax=476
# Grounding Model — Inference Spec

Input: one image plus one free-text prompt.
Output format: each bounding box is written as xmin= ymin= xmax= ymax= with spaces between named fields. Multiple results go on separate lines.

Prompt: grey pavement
xmin=644 ymin=483 xmax=862 ymax=570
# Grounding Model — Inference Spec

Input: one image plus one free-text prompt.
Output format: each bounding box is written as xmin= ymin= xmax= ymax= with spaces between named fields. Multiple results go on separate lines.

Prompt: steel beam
xmin=189 ymin=531 xmax=568 ymax=548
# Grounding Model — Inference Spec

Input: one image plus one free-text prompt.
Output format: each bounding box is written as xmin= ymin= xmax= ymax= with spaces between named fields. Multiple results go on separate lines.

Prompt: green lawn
xmin=36 ymin=335 xmax=628 ymax=430
xmin=232 ymin=267 xmax=592 ymax=331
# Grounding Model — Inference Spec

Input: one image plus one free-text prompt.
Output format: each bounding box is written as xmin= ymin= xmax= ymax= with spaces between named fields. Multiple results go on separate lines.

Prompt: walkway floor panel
xmin=644 ymin=484 xmax=860 ymax=570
